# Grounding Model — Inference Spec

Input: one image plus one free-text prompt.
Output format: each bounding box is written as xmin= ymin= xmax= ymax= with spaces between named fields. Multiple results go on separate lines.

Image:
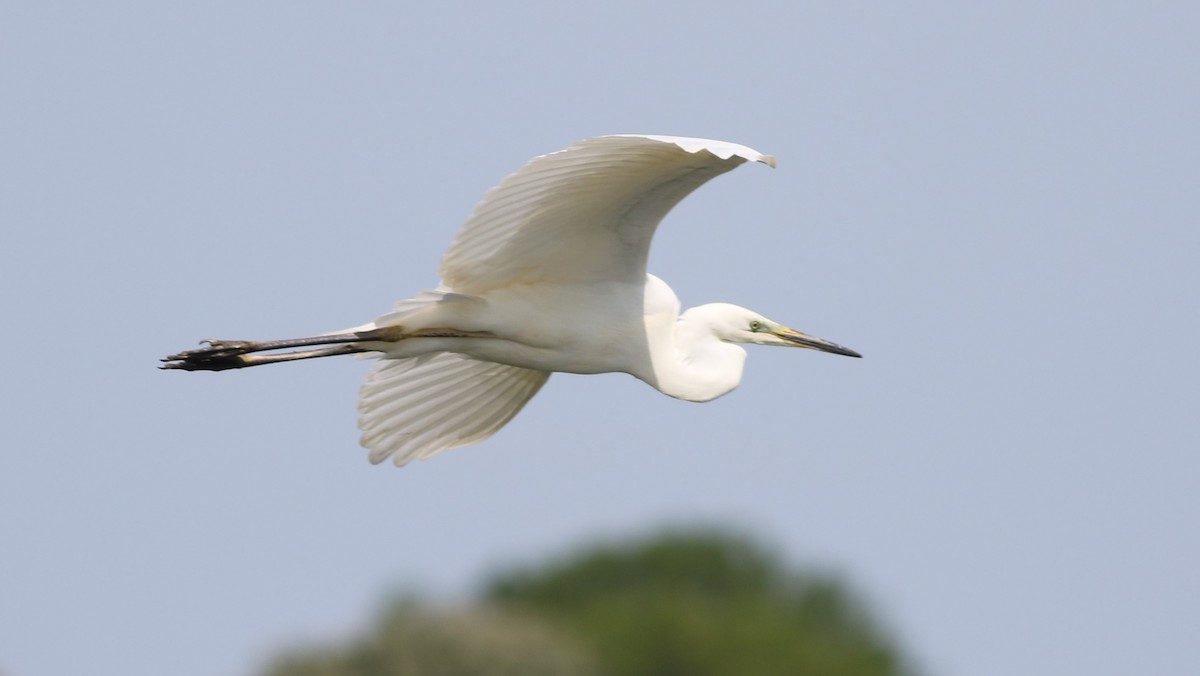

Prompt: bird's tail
xmin=366 ymin=287 xmax=483 ymax=329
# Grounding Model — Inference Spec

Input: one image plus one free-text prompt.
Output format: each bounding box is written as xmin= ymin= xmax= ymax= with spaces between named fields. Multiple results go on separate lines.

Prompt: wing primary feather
xmin=403 ymin=372 xmax=538 ymax=461
xmin=378 ymin=370 xmax=544 ymax=466
xmin=358 ymin=354 xmax=549 ymax=466
xmin=359 ymin=358 xmax=488 ymax=416
xmin=438 ymin=135 xmax=773 ymax=294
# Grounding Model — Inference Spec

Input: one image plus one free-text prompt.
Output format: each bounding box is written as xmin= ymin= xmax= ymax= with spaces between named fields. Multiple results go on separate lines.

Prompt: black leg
xmin=161 ymin=344 xmax=368 ymax=371
xmin=161 ymin=326 xmax=405 ymax=371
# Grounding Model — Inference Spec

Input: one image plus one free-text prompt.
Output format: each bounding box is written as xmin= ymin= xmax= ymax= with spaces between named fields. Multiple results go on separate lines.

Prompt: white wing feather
xmin=358 ymin=353 xmax=550 ymax=466
xmin=439 ymin=134 xmax=774 ymax=295
xmin=357 ymin=135 xmax=770 ymax=466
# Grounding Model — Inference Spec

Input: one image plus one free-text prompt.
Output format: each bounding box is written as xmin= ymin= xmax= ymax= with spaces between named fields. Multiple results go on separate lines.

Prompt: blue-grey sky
xmin=3 ymin=3 xmax=1197 ymax=675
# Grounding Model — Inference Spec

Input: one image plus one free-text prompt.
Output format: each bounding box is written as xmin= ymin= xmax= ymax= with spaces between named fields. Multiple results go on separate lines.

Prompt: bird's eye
xmin=749 ymin=320 xmax=763 ymax=332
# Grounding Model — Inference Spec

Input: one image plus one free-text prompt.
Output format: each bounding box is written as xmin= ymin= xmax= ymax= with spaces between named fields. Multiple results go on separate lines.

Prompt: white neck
xmin=644 ymin=308 xmax=748 ymax=402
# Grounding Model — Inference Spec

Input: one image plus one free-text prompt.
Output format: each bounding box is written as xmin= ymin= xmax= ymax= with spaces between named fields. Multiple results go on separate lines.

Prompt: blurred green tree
xmin=486 ymin=529 xmax=911 ymax=676
xmin=264 ymin=529 xmax=916 ymax=676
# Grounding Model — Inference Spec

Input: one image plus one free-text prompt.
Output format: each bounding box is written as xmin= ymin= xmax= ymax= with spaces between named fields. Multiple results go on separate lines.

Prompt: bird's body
xmin=358 ymin=280 xmax=650 ymax=377
xmin=165 ymin=135 xmax=860 ymax=465
xmin=353 ymin=274 xmax=745 ymax=400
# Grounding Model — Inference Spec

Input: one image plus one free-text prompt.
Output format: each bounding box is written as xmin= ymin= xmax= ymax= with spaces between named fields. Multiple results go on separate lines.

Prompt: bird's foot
xmin=161 ymin=339 xmax=258 ymax=371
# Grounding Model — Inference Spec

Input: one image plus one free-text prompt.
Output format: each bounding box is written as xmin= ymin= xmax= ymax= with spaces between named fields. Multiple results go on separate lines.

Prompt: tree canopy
xmin=265 ymin=529 xmax=915 ymax=676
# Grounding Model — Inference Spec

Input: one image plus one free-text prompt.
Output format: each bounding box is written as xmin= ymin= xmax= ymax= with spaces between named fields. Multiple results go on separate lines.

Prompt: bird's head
xmin=688 ymin=303 xmax=862 ymax=358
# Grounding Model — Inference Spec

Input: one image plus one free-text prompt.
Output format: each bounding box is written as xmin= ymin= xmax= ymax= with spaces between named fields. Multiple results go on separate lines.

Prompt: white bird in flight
xmin=164 ymin=135 xmax=860 ymax=466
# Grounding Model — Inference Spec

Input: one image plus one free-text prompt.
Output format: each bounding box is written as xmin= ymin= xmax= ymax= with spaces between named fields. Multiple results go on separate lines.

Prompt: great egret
xmin=164 ymin=135 xmax=860 ymax=466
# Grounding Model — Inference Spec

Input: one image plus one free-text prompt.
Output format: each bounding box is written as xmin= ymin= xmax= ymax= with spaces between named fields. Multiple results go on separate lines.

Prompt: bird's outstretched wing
xmin=358 ymin=352 xmax=550 ymax=466
xmin=439 ymin=135 xmax=775 ymax=295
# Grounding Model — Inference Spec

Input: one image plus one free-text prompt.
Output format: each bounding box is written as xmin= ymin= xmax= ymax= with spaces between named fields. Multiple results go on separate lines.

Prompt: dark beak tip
xmin=821 ymin=343 xmax=862 ymax=359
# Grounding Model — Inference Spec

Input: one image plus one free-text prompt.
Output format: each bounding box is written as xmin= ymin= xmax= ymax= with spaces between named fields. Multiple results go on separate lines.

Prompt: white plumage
xmin=164 ymin=135 xmax=860 ymax=467
xmin=439 ymin=135 xmax=773 ymax=294
xmin=359 ymin=353 xmax=549 ymax=466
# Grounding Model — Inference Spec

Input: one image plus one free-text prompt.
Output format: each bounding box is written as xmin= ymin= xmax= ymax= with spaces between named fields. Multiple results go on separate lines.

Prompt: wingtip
xmin=606 ymin=134 xmax=774 ymax=167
